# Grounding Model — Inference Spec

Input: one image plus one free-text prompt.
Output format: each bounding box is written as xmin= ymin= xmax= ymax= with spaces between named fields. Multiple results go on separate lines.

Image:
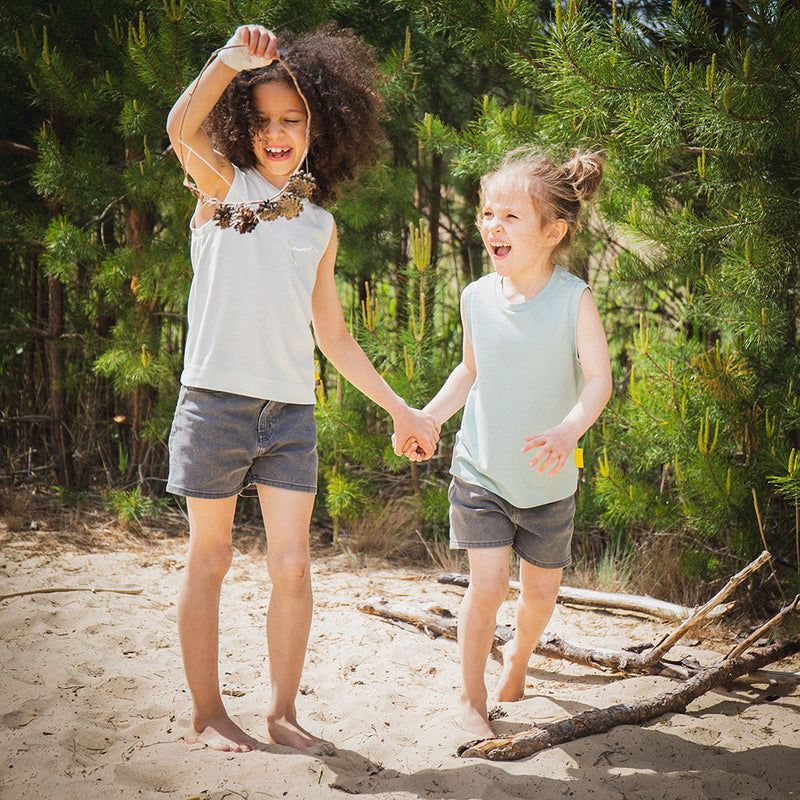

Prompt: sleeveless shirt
xmin=450 ymin=267 xmax=588 ymax=508
xmin=181 ymin=165 xmax=335 ymax=404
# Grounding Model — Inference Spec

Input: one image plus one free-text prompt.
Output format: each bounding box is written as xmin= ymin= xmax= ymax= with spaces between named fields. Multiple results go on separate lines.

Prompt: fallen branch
xmin=0 ymin=586 xmax=144 ymax=602
xmin=725 ymin=594 xmax=800 ymax=661
xmin=458 ymin=634 xmax=800 ymax=760
xmin=358 ymin=598 xmax=508 ymax=644
xmin=640 ymin=550 xmax=771 ymax=667
xmin=437 ymin=574 xmax=733 ymax=623
xmin=359 ymin=598 xmax=687 ymax=676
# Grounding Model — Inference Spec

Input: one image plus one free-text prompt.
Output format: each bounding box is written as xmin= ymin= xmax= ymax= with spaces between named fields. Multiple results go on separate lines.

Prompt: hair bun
xmin=562 ymin=150 xmax=604 ymax=203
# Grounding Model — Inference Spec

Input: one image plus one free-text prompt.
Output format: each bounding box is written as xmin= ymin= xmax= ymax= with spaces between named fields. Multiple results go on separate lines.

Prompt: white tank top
xmin=181 ymin=166 xmax=334 ymax=403
xmin=450 ymin=267 xmax=587 ymax=508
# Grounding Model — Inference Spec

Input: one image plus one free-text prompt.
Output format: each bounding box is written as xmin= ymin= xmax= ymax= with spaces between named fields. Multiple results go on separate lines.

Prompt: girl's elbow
xmin=166 ymin=101 xmax=191 ymax=146
xmin=315 ymin=329 xmax=352 ymax=362
xmin=166 ymin=106 xmax=180 ymax=140
xmin=600 ymin=375 xmax=613 ymax=406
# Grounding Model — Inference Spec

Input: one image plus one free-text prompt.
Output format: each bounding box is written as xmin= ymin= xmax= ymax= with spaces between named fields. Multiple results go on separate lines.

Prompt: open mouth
xmin=264 ymin=146 xmax=292 ymax=161
xmin=489 ymin=239 xmax=511 ymax=258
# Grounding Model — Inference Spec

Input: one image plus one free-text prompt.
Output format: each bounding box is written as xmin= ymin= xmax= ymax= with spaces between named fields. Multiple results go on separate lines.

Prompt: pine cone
xmin=276 ymin=193 xmax=303 ymax=220
xmin=233 ymin=207 xmax=259 ymax=234
xmin=257 ymin=201 xmax=280 ymax=221
xmin=213 ymin=204 xmax=234 ymax=229
xmin=286 ymin=171 xmax=317 ymax=199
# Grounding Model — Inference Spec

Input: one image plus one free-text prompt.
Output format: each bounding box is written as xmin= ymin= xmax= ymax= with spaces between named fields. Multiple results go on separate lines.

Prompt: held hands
xmin=218 ymin=25 xmax=278 ymax=72
xmin=393 ymin=435 xmax=432 ymax=462
xmin=522 ymin=423 xmax=577 ymax=477
xmin=391 ymin=406 xmax=440 ymax=463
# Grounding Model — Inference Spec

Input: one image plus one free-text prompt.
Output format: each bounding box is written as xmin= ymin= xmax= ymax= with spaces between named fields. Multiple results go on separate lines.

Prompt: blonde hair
xmin=479 ymin=147 xmax=604 ymax=254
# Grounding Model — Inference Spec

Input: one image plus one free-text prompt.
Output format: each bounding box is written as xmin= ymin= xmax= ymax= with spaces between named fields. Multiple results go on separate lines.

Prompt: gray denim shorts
xmin=166 ymin=386 xmax=318 ymax=499
xmin=448 ymin=476 xmax=574 ymax=569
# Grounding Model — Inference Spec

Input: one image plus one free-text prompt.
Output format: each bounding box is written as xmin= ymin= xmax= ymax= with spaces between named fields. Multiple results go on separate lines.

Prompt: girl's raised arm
xmin=165 ymin=26 xmax=278 ymax=201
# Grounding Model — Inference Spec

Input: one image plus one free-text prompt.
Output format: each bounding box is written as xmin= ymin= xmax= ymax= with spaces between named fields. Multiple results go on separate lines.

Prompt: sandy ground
xmin=2 ymin=516 xmax=799 ymax=800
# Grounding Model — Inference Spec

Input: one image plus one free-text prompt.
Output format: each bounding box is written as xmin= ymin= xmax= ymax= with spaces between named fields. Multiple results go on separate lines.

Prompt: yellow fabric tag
xmin=575 ymin=448 xmax=584 ymax=468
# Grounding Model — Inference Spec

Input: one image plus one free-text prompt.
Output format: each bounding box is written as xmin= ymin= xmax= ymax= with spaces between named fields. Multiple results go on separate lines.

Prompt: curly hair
xmin=480 ymin=147 xmax=605 ymax=255
xmin=206 ymin=26 xmax=384 ymax=203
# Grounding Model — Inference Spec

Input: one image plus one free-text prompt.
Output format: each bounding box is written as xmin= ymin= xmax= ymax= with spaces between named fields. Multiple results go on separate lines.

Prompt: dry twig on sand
xmin=0 ymin=585 xmax=143 ymax=601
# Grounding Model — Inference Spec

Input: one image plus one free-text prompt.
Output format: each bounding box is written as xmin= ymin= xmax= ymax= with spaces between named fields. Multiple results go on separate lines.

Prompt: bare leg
xmin=178 ymin=495 xmax=258 ymax=752
xmin=496 ymin=562 xmax=562 ymax=702
xmin=257 ymin=484 xmax=331 ymax=752
xmin=457 ymin=546 xmax=511 ymax=738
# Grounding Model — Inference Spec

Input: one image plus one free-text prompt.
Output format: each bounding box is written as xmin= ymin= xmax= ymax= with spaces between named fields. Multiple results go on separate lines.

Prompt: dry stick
xmin=725 ymin=594 xmax=800 ymax=661
xmin=0 ymin=586 xmax=144 ymax=602
xmin=437 ymin=573 xmax=734 ymax=623
xmin=752 ymin=489 xmax=786 ymax=602
xmin=639 ymin=550 xmax=772 ymax=667
xmin=459 ymin=634 xmax=800 ymax=761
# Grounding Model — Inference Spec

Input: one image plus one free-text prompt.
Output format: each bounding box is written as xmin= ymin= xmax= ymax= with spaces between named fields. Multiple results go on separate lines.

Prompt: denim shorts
xmin=166 ymin=386 xmax=318 ymax=499
xmin=448 ymin=476 xmax=574 ymax=569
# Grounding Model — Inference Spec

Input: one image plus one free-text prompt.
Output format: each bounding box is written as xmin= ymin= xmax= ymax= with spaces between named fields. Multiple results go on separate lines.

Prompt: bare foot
xmin=459 ymin=699 xmax=494 ymax=739
xmin=186 ymin=713 xmax=258 ymax=752
xmin=267 ymin=715 xmax=334 ymax=755
xmin=495 ymin=644 xmax=527 ymax=702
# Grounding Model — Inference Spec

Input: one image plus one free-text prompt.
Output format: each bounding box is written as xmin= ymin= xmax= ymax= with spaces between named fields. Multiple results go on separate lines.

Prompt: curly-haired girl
xmin=407 ymin=148 xmax=612 ymax=737
xmin=165 ymin=24 xmax=439 ymax=753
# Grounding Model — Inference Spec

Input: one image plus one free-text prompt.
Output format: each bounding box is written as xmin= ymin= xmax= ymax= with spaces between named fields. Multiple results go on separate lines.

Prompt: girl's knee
xmin=520 ymin=577 xmax=561 ymax=607
xmin=267 ymin=551 xmax=310 ymax=587
xmin=188 ymin=541 xmax=233 ymax=580
xmin=468 ymin=573 xmax=509 ymax=609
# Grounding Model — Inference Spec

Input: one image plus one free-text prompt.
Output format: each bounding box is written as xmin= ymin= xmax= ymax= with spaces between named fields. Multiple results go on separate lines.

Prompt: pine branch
xmin=0 ymin=140 xmax=38 ymax=158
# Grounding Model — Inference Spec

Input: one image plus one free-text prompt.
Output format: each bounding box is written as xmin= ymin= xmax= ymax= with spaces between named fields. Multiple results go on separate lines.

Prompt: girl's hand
xmin=392 ymin=435 xmax=430 ymax=462
xmin=522 ymin=424 xmax=577 ymax=476
xmin=392 ymin=406 xmax=440 ymax=461
xmin=218 ymin=25 xmax=278 ymax=72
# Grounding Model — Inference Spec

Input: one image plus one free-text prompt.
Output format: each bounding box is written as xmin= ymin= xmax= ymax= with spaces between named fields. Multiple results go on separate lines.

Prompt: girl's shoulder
xmin=552 ymin=264 xmax=589 ymax=291
xmin=463 ymin=273 xmax=498 ymax=297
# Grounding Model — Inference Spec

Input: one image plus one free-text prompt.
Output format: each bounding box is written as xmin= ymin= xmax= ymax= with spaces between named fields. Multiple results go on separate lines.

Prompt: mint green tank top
xmin=450 ymin=267 xmax=587 ymax=508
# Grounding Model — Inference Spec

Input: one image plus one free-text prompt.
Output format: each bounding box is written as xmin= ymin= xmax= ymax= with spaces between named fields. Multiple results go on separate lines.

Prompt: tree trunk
xmin=45 ymin=274 xmax=74 ymax=486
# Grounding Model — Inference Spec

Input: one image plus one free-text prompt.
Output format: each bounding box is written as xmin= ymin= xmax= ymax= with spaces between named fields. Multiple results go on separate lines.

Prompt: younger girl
xmin=409 ymin=148 xmax=611 ymax=737
xmin=165 ymin=24 xmax=439 ymax=753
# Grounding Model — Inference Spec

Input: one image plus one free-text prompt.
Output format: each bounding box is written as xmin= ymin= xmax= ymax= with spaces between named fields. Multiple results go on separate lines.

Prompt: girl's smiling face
xmin=250 ymin=80 xmax=308 ymax=188
xmin=478 ymin=186 xmax=565 ymax=280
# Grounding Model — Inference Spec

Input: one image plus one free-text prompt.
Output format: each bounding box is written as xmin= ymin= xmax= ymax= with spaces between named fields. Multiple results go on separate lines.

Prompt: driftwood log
xmin=360 ymin=588 xmax=800 ymax=683
xmin=459 ymin=634 xmax=800 ymax=760
xmin=438 ymin=574 xmax=733 ymax=622
xmin=359 ymin=597 xmax=694 ymax=676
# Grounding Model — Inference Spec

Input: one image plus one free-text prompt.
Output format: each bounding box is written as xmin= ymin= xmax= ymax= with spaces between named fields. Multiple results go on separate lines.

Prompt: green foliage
xmin=420 ymin=479 xmax=450 ymax=535
xmin=323 ymin=472 xmax=370 ymax=522
xmin=5 ymin=0 xmax=798 ymax=603
xmin=103 ymin=485 xmax=168 ymax=530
